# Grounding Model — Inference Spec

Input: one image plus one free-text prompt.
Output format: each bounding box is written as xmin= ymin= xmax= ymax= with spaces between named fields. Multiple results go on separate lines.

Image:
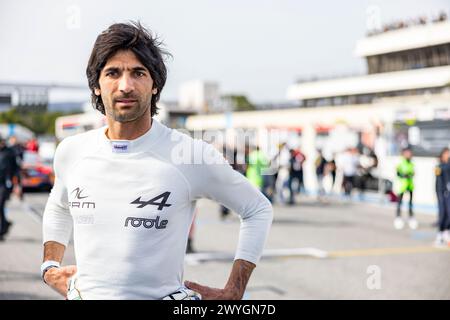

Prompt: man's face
xmin=442 ymin=150 xmax=450 ymax=163
xmin=403 ymin=150 xmax=412 ymax=160
xmin=95 ymin=50 xmax=157 ymax=123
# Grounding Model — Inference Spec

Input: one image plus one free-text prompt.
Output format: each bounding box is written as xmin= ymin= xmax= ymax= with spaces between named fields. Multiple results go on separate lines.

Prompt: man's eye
xmin=136 ymin=71 xmax=145 ymax=77
xmin=105 ymin=71 xmax=117 ymax=77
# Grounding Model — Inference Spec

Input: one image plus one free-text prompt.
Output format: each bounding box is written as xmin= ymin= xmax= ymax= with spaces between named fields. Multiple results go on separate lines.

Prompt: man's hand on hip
xmin=184 ymin=259 xmax=255 ymax=300
xmin=44 ymin=265 xmax=77 ymax=297
xmin=184 ymin=281 xmax=243 ymax=300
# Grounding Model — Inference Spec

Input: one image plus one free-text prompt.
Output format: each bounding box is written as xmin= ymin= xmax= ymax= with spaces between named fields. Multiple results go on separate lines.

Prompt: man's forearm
xmin=224 ymin=259 xmax=256 ymax=299
xmin=43 ymin=241 xmax=66 ymax=263
xmin=42 ymin=241 xmax=77 ymax=297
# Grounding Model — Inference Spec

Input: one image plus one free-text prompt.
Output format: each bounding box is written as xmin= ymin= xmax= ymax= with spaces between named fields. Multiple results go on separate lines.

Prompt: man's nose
xmin=118 ymin=74 xmax=135 ymax=94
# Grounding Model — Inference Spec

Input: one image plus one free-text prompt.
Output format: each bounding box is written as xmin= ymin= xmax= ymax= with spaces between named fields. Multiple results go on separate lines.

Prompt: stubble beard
xmin=106 ymin=98 xmax=150 ymax=123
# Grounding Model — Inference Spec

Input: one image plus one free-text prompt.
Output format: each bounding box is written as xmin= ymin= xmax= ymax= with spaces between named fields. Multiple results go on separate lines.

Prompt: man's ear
xmin=94 ymin=88 xmax=101 ymax=96
xmin=152 ymin=88 xmax=158 ymax=94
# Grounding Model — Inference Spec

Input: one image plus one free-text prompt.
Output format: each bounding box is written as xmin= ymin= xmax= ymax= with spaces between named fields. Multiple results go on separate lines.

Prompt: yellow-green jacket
xmin=396 ymin=157 xmax=414 ymax=193
xmin=246 ymin=150 xmax=269 ymax=189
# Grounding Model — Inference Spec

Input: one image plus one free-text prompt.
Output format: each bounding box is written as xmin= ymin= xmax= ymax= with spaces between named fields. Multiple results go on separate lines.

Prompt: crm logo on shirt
xmin=125 ymin=191 xmax=171 ymax=230
xmin=69 ymin=187 xmax=95 ymax=209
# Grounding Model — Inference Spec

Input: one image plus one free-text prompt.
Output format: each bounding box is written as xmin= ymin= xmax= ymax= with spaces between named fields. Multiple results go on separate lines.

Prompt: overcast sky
xmin=0 ymin=0 xmax=448 ymax=103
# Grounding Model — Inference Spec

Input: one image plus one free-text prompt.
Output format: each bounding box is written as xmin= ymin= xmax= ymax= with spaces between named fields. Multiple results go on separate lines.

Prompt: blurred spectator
xmin=356 ymin=147 xmax=378 ymax=200
xmin=275 ymin=142 xmax=291 ymax=204
xmin=326 ymin=155 xmax=337 ymax=193
xmin=288 ymin=148 xmax=306 ymax=205
xmin=394 ymin=147 xmax=417 ymax=230
xmin=246 ymin=145 xmax=269 ymax=197
xmin=8 ymin=136 xmax=24 ymax=200
xmin=339 ymin=147 xmax=359 ymax=199
xmin=8 ymin=136 xmax=24 ymax=162
xmin=0 ymin=136 xmax=19 ymax=241
xmin=434 ymin=147 xmax=450 ymax=246
xmin=315 ymin=150 xmax=327 ymax=198
xmin=262 ymin=148 xmax=279 ymax=204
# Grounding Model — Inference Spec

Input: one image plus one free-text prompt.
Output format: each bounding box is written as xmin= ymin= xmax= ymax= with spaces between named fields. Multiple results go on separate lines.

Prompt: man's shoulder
xmin=161 ymin=124 xmax=195 ymax=143
xmin=153 ymin=122 xmax=207 ymax=152
xmin=152 ymin=122 xmax=224 ymax=169
xmin=58 ymin=128 xmax=101 ymax=148
xmin=54 ymin=128 xmax=101 ymax=162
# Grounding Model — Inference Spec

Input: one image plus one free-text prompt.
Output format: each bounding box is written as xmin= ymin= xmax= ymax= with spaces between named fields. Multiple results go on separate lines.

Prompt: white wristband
xmin=41 ymin=260 xmax=61 ymax=282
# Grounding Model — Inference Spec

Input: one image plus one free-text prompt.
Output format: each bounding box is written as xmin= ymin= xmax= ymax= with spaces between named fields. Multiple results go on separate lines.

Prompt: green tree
xmin=222 ymin=95 xmax=255 ymax=112
xmin=0 ymin=108 xmax=79 ymax=136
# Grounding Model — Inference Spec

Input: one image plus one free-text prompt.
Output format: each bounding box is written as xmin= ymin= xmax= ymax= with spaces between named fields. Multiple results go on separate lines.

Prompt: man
xmin=288 ymin=148 xmax=306 ymax=205
xmin=327 ymin=155 xmax=337 ymax=193
xmin=246 ymin=146 xmax=269 ymax=194
xmin=356 ymin=147 xmax=378 ymax=200
xmin=8 ymin=136 xmax=24 ymax=201
xmin=339 ymin=147 xmax=359 ymax=199
xmin=315 ymin=149 xmax=327 ymax=199
xmin=434 ymin=147 xmax=450 ymax=246
xmin=394 ymin=147 xmax=417 ymax=230
xmin=0 ymin=136 xmax=18 ymax=241
xmin=41 ymin=22 xmax=273 ymax=300
xmin=274 ymin=142 xmax=290 ymax=204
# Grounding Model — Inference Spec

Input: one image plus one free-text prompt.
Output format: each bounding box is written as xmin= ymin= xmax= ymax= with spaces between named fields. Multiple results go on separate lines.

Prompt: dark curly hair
xmin=86 ymin=21 xmax=170 ymax=116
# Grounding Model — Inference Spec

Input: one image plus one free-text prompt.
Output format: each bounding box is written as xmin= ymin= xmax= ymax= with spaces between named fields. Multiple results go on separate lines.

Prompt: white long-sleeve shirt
xmin=42 ymin=119 xmax=273 ymax=300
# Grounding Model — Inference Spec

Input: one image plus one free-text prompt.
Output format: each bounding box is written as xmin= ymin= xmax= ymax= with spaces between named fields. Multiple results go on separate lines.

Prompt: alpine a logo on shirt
xmin=125 ymin=192 xmax=172 ymax=229
xmin=130 ymin=191 xmax=172 ymax=210
xmin=111 ymin=141 xmax=130 ymax=153
xmin=69 ymin=187 xmax=95 ymax=209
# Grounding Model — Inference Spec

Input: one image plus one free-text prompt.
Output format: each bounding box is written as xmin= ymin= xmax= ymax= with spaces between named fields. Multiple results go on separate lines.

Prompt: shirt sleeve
xmin=42 ymin=139 xmax=73 ymax=247
xmin=189 ymin=142 xmax=273 ymax=265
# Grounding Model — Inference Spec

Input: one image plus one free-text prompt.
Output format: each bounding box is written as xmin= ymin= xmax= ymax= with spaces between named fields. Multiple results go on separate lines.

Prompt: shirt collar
xmin=99 ymin=118 xmax=163 ymax=154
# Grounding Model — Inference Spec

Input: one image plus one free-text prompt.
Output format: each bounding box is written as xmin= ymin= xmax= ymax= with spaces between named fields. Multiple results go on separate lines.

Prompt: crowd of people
xmin=220 ymin=143 xmax=379 ymax=207
xmin=392 ymin=146 xmax=450 ymax=247
xmin=212 ymin=142 xmax=450 ymax=248
xmin=367 ymin=11 xmax=448 ymax=37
